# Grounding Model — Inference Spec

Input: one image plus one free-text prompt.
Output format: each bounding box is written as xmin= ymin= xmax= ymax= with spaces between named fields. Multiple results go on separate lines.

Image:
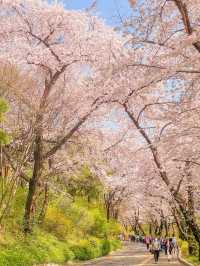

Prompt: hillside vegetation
xmin=0 ymin=166 xmax=121 ymax=266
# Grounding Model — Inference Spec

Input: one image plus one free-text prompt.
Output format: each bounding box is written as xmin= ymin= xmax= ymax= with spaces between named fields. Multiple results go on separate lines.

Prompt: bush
xmin=71 ymin=240 xmax=95 ymax=260
xmin=110 ymin=239 xmax=122 ymax=251
xmin=89 ymin=210 xmax=108 ymax=237
xmin=45 ymin=207 xmax=73 ymax=240
xmin=0 ymin=231 xmax=74 ymax=266
xmin=106 ymin=220 xmax=122 ymax=238
xmin=101 ymin=239 xmax=111 ymax=256
xmin=70 ymin=237 xmax=118 ymax=261
xmin=188 ymin=236 xmax=199 ymax=257
xmin=181 ymin=241 xmax=189 ymax=257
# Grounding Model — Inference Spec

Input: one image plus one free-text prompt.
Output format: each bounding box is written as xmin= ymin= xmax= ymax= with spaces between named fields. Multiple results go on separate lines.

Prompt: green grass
xmin=0 ymin=230 xmax=74 ymax=266
xmin=184 ymin=255 xmax=200 ymax=266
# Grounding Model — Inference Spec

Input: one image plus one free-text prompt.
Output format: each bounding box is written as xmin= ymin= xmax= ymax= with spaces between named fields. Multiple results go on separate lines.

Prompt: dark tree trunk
xmin=38 ymin=183 xmax=49 ymax=224
xmin=178 ymin=202 xmax=200 ymax=260
xmin=24 ymin=134 xmax=43 ymax=233
xmin=114 ymin=209 xmax=119 ymax=220
xmin=187 ymin=181 xmax=196 ymax=256
xmin=164 ymin=220 xmax=169 ymax=237
xmin=173 ymin=209 xmax=187 ymax=240
xmin=106 ymin=205 xmax=110 ymax=221
xmin=149 ymin=223 xmax=152 ymax=235
xmin=198 ymin=243 xmax=200 ymax=261
xmin=158 ymin=219 xmax=164 ymax=236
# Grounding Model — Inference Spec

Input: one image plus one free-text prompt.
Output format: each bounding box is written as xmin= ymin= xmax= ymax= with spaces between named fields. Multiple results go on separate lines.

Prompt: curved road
xmin=72 ymin=242 xmax=184 ymax=266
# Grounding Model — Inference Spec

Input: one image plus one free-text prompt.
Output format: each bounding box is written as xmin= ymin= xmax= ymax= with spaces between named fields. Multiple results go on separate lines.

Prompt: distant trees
xmin=66 ymin=165 xmax=103 ymax=202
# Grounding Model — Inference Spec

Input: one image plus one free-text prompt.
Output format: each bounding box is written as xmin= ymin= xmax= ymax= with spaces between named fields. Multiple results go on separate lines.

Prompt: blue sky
xmin=61 ymin=0 xmax=132 ymax=25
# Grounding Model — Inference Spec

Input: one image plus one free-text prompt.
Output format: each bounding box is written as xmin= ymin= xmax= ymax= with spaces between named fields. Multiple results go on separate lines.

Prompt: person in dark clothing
xmin=152 ymin=238 xmax=161 ymax=263
xmin=169 ymin=238 xmax=173 ymax=255
xmin=164 ymin=239 xmax=168 ymax=255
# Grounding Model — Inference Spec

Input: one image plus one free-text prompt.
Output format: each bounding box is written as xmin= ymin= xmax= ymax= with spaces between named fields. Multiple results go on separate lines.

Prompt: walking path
xmin=71 ymin=242 xmax=184 ymax=266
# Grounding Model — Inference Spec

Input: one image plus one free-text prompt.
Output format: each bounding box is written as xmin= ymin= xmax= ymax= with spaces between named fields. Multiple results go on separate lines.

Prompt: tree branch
xmin=172 ymin=0 xmax=200 ymax=53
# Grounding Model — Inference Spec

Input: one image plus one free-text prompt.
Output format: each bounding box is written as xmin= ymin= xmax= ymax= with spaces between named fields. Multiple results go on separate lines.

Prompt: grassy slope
xmin=0 ymin=189 xmax=121 ymax=266
xmin=0 ymin=229 xmax=121 ymax=266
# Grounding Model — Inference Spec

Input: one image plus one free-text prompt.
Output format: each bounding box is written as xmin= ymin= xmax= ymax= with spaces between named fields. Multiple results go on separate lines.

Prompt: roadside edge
xmin=178 ymin=251 xmax=194 ymax=266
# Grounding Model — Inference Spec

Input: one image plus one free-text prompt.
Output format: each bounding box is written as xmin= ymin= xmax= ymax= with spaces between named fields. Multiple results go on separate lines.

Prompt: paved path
xmin=72 ymin=242 xmax=184 ymax=266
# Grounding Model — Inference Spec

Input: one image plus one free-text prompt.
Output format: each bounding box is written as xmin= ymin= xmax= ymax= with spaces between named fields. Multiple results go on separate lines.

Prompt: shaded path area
xmin=72 ymin=242 xmax=184 ymax=266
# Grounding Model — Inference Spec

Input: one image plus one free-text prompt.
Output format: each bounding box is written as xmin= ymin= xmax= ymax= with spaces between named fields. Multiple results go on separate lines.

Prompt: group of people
xmin=145 ymin=236 xmax=179 ymax=263
xmin=120 ymin=233 xmax=179 ymax=263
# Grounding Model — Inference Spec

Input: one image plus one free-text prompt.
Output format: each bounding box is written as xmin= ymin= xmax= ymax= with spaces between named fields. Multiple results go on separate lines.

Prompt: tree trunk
xmin=149 ymin=223 xmax=152 ymax=235
xmin=138 ymin=223 xmax=145 ymax=236
xmin=106 ymin=205 xmax=110 ymax=221
xmin=164 ymin=220 xmax=169 ymax=237
xmin=198 ymin=242 xmax=200 ymax=261
xmin=24 ymin=134 xmax=42 ymax=233
xmin=158 ymin=219 xmax=164 ymax=236
xmin=178 ymin=202 xmax=200 ymax=260
xmin=38 ymin=183 xmax=48 ymax=224
xmin=173 ymin=209 xmax=187 ymax=240
xmin=187 ymin=182 xmax=196 ymax=256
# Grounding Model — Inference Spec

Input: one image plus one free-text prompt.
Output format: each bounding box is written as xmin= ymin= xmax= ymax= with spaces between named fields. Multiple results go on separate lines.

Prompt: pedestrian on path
xmin=145 ymin=236 xmax=150 ymax=250
xmin=166 ymin=239 xmax=172 ymax=261
xmin=152 ymin=238 xmax=161 ymax=263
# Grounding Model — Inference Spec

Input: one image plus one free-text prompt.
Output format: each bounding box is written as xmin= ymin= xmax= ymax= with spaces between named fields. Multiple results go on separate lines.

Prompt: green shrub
xmin=101 ymin=239 xmax=111 ymax=256
xmin=0 ymin=231 xmax=74 ymax=266
xmin=89 ymin=210 xmax=107 ymax=237
xmin=106 ymin=220 xmax=122 ymax=238
xmin=110 ymin=239 xmax=122 ymax=251
xmin=71 ymin=240 xmax=95 ymax=260
xmin=45 ymin=207 xmax=73 ymax=240
xmin=181 ymin=241 xmax=189 ymax=256
xmin=188 ymin=236 xmax=199 ymax=257
xmin=70 ymin=237 xmax=120 ymax=261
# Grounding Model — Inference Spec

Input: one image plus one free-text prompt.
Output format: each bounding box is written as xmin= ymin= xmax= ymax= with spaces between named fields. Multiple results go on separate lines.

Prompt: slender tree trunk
xmin=173 ymin=209 xmax=187 ymax=240
xmin=178 ymin=202 xmax=200 ymax=258
xmin=106 ymin=205 xmax=110 ymax=221
xmin=138 ymin=223 xmax=145 ymax=236
xmin=38 ymin=183 xmax=49 ymax=224
xmin=114 ymin=208 xmax=119 ymax=220
xmin=149 ymin=223 xmax=152 ymax=235
xmin=187 ymin=182 xmax=196 ymax=255
xmin=198 ymin=243 xmax=200 ymax=261
xmin=164 ymin=220 xmax=168 ymax=237
xmin=24 ymin=133 xmax=43 ymax=233
xmin=158 ymin=219 xmax=164 ymax=236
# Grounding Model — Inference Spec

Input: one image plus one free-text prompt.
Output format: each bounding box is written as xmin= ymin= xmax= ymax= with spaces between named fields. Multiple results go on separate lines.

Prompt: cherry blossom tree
xmin=105 ymin=0 xmax=200 ymax=257
xmin=0 ymin=0 xmax=128 ymax=232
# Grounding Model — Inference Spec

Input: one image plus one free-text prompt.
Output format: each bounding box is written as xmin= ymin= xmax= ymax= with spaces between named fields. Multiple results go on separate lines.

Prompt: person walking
xmin=166 ymin=238 xmax=172 ymax=261
xmin=145 ymin=236 xmax=150 ymax=250
xmin=152 ymin=238 xmax=161 ymax=263
xmin=163 ymin=238 xmax=168 ymax=255
xmin=172 ymin=236 xmax=178 ymax=257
